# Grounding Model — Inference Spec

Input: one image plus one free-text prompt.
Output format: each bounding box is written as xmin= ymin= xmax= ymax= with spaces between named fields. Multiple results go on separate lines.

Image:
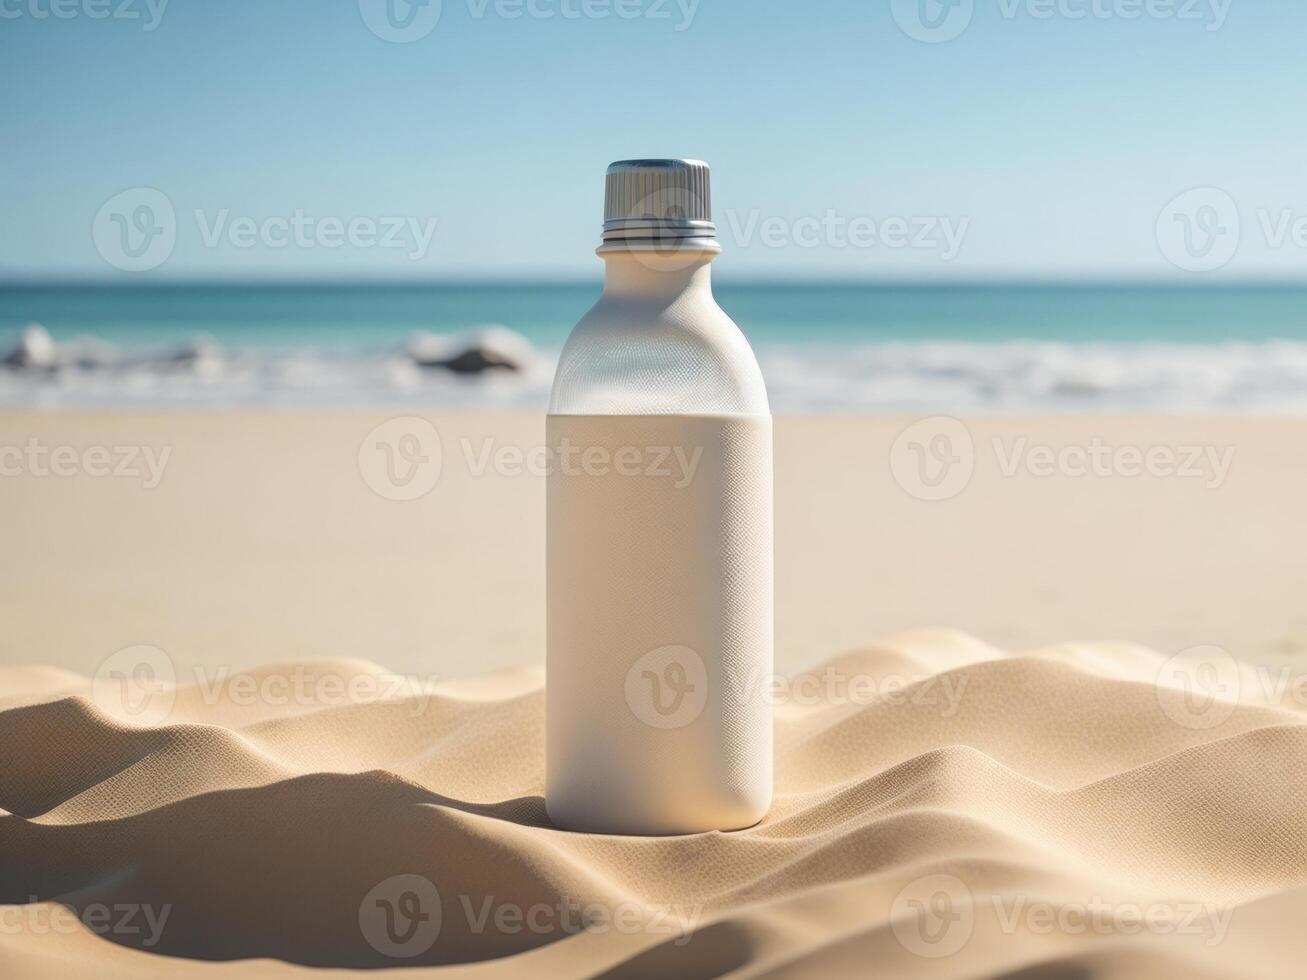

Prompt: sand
xmin=3 ymin=411 xmax=1307 ymax=977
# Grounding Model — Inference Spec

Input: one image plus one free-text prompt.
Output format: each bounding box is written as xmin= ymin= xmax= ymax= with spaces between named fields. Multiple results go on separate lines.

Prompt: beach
xmin=3 ymin=410 xmax=1306 ymax=977
xmin=11 ymin=0 xmax=1307 ymax=974
xmin=2 ymin=411 xmax=1305 ymax=677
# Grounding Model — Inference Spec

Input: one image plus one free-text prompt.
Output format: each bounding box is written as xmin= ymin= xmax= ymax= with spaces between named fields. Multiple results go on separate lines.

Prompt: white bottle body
xmin=546 ymin=252 xmax=773 ymax=835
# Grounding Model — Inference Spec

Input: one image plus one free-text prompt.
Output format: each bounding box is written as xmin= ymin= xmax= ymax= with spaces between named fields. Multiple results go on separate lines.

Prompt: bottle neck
xmin=600 ymin=251 xmax=716 ymax=303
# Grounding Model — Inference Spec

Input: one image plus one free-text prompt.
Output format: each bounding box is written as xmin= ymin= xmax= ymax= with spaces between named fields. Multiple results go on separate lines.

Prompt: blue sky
xmin=2 ymin=0 xmax=1305 ymax=280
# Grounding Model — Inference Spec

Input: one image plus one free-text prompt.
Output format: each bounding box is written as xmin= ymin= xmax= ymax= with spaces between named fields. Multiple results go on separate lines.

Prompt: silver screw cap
xmin=600 ymin=159 xmax=720 ymax=252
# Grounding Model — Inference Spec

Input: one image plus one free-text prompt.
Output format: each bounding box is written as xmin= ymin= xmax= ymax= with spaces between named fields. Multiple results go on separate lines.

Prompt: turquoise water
xmin=3 ymin=282 xmax=1307 ymax=349
xmin=3 ymin=282 xmax=1307 ymax=411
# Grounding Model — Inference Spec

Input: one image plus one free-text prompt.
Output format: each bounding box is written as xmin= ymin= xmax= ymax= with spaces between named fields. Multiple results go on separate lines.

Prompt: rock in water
xmin=405 ymin=326 xmax=533 ymax=375
xmin=166 ymin=335 xmax=224 ymax=375
xmin=4 ymin=323 xmax=57 ymax=371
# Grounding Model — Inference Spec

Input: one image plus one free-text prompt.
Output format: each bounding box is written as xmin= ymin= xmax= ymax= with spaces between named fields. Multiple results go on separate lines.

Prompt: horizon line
xmin=4 ymin=275 xmax=1307 ymax=289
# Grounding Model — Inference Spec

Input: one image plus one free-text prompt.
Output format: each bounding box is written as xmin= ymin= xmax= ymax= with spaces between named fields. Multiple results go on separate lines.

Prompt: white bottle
xmin=546 ymin=159 xmax=773 ymax=835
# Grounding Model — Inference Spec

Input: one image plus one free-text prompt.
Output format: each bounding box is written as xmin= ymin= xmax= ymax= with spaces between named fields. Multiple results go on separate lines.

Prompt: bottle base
xmin=544 ymin=794 xmax=771 ymax=837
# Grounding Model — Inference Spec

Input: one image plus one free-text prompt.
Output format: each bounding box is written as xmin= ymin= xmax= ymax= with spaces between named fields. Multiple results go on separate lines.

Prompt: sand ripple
xmin=2 ymin=631 xmax=1305 ymax=978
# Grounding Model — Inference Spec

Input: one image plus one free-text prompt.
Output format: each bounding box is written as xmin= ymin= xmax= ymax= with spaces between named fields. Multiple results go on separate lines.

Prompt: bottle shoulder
xmin=549 ymin=293 xmax=770 ymax=416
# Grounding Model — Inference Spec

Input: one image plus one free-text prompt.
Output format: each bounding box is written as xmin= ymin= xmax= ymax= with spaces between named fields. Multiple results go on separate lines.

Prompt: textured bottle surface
xmin=545 ymin=412 xmax=773 ymax=835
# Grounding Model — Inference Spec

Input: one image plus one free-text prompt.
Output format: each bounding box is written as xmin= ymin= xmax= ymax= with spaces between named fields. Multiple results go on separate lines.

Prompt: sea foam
xmin=4 ymin=328 xmax=1307 ymax=413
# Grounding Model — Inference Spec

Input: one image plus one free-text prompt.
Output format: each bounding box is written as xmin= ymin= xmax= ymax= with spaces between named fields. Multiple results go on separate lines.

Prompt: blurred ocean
xmin=3 ymin=282 xmax=1307 ymax=412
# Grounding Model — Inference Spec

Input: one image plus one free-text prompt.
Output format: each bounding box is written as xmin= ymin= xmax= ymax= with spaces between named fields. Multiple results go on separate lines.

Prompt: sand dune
xmin=2 ymin=630 xmax=1305 ymax=978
